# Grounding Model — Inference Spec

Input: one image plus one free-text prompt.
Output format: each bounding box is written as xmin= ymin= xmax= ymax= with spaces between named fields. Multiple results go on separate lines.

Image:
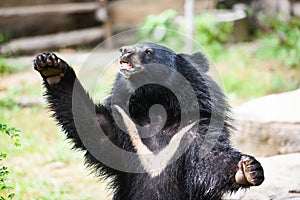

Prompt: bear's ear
xmin=178 ymin=52 xmax=209 ymax=72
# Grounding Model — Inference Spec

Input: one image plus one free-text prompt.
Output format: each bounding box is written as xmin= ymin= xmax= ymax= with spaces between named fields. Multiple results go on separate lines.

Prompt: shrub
xmin=0 ymin=58 xmax=13 ymax=74
xmin=194 ymin=13 xmax=233 ymax=58
xmin=0 ymin=124 xmax=21 ymax=200
xmin=137 ymin=10 xmax=233 ymax=57
xmin=256 ymin=17 xmax=300 ymax=68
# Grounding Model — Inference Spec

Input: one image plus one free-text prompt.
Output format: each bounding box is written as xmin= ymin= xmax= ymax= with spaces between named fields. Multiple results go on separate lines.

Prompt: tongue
xmin=120 ymin=62 xmax=133 ymax=71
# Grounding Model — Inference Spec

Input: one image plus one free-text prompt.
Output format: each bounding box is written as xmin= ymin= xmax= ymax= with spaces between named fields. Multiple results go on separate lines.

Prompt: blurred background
xmin=0 ymin=0 xmax=299 ymax=199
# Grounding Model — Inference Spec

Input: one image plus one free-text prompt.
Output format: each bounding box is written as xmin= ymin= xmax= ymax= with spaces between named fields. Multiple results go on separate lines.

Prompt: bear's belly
xmin=129 ymin=170 xmax=185 ymax=200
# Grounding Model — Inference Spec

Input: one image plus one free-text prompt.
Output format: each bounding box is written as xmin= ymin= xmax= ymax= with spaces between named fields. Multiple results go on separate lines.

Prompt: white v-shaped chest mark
xmin=114 ymin=105 xmax=197 ymax=177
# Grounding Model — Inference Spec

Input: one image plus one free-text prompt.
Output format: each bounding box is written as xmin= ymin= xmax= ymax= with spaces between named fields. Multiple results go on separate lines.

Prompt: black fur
xmin=34 ymin=43 xmax=264 ymax=200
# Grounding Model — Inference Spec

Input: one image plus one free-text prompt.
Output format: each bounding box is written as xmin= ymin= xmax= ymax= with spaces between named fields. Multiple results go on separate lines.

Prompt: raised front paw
xmin=235 ymin=155 xmax=264 ymax=186
xmin=34 ymin=53 xmax=69 ymax=85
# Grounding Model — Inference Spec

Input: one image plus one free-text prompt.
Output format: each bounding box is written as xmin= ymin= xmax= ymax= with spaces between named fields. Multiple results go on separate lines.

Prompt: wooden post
xmin=184 ymin=0 xmax=194 ymax=52
xmin=96 ymin=0 xmax=113 ymax=48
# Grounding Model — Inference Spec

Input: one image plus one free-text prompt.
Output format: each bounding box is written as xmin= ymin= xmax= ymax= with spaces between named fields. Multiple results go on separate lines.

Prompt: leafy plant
xmin=0 ymin=57 xmax=13 ymax=74
xmin=0 ymin=32 xmax=11 ymax=45
xmin=137 ymin=9 xmax=185 ymax=49
xmin=0 ymin=124 xmax=21 ymax=200
xmin=194 ymin=13 xmax=233 ymax=59
xmin=138 ymin=9 xmax=177 ymax=40
xmin=0 ymin=33 xmax=4 ymax=44
xmin=137 ymin=10 xmax=233 ymax=57
xmin=256 ymin=17 xmax=300 ymax=68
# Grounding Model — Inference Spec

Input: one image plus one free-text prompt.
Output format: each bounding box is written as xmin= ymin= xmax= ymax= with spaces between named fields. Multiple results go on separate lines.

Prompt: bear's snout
xmin=119 ymin=46 xmax=135 ymax=56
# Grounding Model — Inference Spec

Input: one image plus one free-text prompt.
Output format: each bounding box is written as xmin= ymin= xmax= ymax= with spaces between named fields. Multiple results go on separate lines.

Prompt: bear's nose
xmin=119 ymin=46 xmax=134 ymax=55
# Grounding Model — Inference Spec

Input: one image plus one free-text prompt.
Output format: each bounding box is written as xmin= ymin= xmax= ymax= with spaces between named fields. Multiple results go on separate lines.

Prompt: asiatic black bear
xmin=34 ymin=42 xmax=264 ymax=200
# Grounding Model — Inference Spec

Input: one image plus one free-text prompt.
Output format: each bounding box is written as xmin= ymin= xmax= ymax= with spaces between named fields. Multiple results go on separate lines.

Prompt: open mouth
xmin=118 ymin=59 xmax=143 ymax=78
xmin=118 ymin=57 xmax=144 ymax=78
xmin=119 ymin=60 xmax=135 ymax=72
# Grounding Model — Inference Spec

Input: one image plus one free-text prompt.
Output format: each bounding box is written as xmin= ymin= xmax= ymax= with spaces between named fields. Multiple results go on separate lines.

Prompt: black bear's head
xmin=119 ymin=42 xmax=176 ymax=78
xmin=118 ymin=42 xmax=209 ymax=79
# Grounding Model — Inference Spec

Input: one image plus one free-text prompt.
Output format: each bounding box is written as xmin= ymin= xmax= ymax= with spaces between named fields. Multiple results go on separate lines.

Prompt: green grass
xmin=1 ymin=106 xmax=112 ymax=200
xmin=255 ymin=17 xmax=300 ymax=68
xmin=216 ymin=45 xmax=300 ymax=105
xmin=0 ymin=69 xmax=112 ymax=200
xmin=0 ymin=57 xmax=28 ymax=74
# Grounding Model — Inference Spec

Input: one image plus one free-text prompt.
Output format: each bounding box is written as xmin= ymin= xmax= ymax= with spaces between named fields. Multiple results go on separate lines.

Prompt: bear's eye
xmin=145 ymin=49 xmax=153 ymax=57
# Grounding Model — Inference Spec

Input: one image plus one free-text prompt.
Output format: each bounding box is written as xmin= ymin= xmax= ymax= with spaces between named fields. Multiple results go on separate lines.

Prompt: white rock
xmin=231 ymin=89 xmax=300 ymax=156
xmin=234 ymin=89 xmax=300 ymax=123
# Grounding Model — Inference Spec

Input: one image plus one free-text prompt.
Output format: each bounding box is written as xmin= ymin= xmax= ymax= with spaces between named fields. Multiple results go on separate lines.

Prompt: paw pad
xmin=34 ymin=53 xmax=69 ymax=84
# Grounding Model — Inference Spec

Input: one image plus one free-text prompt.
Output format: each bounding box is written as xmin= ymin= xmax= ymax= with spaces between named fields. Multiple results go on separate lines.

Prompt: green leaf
xmin=8 ymin=193 xmax=15 ymax=199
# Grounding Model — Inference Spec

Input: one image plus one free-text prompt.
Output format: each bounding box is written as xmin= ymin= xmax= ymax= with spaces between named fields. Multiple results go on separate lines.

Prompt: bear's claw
xmin=235 ymin=155 xmax=264 ymax=186
xmin=34 ymin=53 xmax=69 ymax=84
